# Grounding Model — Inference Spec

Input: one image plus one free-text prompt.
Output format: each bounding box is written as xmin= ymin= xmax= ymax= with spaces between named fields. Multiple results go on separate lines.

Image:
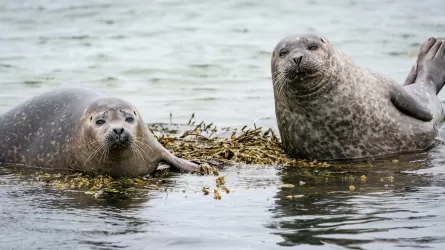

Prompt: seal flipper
xmin=390 ymin=83 xmax=433 ymax=121
xmin=416 ymin=39 xmax=445 ymax=94
xmin=404 ymin=37 xmax=437 ymax=86
xmin=403 ymin=63 xmax=417 ymax=86
xmin=161 ymin=149 xmax=198 ymax=172
xmin=404 ymin=37 xmax=445 ymax=95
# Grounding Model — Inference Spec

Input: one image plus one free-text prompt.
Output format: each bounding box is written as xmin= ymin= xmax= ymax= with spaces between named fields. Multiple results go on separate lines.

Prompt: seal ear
xmin=390 ymin=83 xmax=433 ymax=122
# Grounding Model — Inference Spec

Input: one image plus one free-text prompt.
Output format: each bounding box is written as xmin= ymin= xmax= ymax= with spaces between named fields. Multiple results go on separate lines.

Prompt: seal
xmin=0 ymin=88 xmax=198 ymax=177
xmin=271 ymin=35 xmax=445 ymax=160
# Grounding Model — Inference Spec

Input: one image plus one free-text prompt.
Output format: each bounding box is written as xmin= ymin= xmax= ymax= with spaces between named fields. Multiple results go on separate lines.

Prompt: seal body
xmin=0 ymin=88 xmax=197 ymax=177
xmin=272 ymin=35 xmax=445 ymax=160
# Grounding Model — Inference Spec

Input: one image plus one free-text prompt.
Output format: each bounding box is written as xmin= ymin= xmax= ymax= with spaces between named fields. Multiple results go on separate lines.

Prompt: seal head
xmin=83 ymin=98 xmax=138 ymax=151
xmin=77 ymin=97 xmax=161 ymax=177
xmin=272 ymin=34 xmax=338 ymax=98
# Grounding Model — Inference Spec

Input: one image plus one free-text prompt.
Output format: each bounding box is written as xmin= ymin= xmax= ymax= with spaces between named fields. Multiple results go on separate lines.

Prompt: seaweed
xmin=154 ymin=116 xmax=331 ymax=169
xmin=33 ymin=172 xmax=164 ymax=197
xmin=11 ymin=115 xmax=337 ymax=197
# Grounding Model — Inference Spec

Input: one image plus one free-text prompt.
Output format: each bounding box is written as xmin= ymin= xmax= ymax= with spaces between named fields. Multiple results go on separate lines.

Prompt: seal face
xmin=0 ymin=88 xmax=197 ymax=177
xmin=84 ymin=101 xmax=137 ymax=152
xmin=272 ymin=35 xmax=335 ymax=98
xmin=77 ymin=97 xmax=158 ymax=177
xmin=272 ymin=34 xmax=445 ymax=160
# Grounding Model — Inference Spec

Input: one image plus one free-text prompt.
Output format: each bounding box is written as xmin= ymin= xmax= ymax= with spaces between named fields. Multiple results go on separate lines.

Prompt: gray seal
xmin=0 ymin=88 xmax=197 ymax=177
xmin=271 ymin=35 xmax=445 ymax=160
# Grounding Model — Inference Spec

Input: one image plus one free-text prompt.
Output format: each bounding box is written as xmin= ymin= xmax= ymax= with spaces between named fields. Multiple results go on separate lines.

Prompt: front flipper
xmin=161 ymin=149 xmax=198 ymax=172
xmin=390 ymin=83 xmax=433 ymax=122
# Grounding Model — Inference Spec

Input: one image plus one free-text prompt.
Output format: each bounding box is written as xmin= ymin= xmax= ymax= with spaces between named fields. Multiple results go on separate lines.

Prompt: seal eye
xmin=96 ymin=120 xmax=106 ymax=126
xmin=320 ymin=37 xmax=325 ymax=43
xmin=308 ymin=44 xmax=319 ymax=51
xmin=125 ymin=117 xmax=134 ymax=123
xmin=134 ymin=111 xmax=137 ymax=116
xmin=90 ymin=116 xmax=92 ymax=121
xmin=279 ymin=49 xmax=289 ymax=57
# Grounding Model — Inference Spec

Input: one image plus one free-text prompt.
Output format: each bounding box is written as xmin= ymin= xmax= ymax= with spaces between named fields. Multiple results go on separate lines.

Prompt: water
xmin=1 ymin=0 xmax=445 ymax=249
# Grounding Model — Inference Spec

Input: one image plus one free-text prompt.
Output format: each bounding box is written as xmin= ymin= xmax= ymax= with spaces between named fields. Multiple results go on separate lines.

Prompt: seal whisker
xmin=282 ymin=80 xmax=289 ymax=98
xmin=135 ymin=146 xmax=145 ymax=162
xmin=135 ymin=145 xmax=147 ymax=163
xmin=129 ymin=145 xmax=138 ymax=161
xmin=131 ymin=142 xmax=149 ymax=166
xmin=96 ymin=145 xmax=106 ymax=165
xmin=278 ymin=76 xmax=287 ymax=96
xmin=273 ymin=73 xmax=281 ymax=84
xmin=133 ymin=140 xmax=150 ymax=162
xmin=130 ymin=144 xmax=144 ymax=163
xmin=137 ymin=144 xmax=149 ymax=163
xmin=84 ymin=144 xmax=104 ymax=164
xmin=98 ymin=145 xmax=108 ymax=165
xmin=134 ymin=138 xmax=155 ymax=154
xmin=273 ymin=71 xmax=284 ymax=85
xmin=274 ymin=72 xmax=288 ymax=97
xmin=272 ymin=71 xmax=283 ymax=79
xmin=84 ymin=140 xmax=104 ymax=156
xmin=105 ymin=147 xmax=110 ymax=165
xmin=88 ymin=139 xmax=102 ymax=145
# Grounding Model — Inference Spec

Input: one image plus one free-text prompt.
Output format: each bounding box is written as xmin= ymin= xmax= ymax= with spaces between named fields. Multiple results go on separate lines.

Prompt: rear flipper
xmin=403 ymin=63 xmax=417 ymax=85
xmin=403 ymin=37 xmax=445 ymax=94
xmin=161 ymin=149 xmax=198 ymax=172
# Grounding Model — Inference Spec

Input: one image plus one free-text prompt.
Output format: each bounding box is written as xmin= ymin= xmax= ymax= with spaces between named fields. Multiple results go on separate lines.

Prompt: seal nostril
xmin=113 ymin=128 xmax=124 ymax=135
xmin=292 ymin=55 xmax=303 ymax=66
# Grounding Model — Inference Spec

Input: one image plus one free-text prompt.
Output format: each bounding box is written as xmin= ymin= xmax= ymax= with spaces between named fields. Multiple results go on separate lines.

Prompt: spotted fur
xmin=0 ymin=88 xmax=197 ymax=177
xmin=272 ymin=35 xmax=445 ymax=160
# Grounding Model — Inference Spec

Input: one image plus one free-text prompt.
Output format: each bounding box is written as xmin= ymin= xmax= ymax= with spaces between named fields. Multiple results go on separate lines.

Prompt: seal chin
xmin=284 ymin=59 xmax=319 ymax=82
xmin=285 ymin=69 xmax=305 ymax=82
xmin=284 ymin=67 xmax=315 ymax=83
xmin=105 ymin=128 xmax=132 ymax=150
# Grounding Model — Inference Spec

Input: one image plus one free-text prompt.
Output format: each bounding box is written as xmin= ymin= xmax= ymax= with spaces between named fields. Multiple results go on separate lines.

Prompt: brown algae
xmin=155 ymin=118 xmax=331 ymax=168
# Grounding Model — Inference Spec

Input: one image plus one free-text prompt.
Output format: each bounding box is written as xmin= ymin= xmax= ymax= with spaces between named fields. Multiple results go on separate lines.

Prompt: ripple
xmin=1 ymin=0 xmax=445 ymax=249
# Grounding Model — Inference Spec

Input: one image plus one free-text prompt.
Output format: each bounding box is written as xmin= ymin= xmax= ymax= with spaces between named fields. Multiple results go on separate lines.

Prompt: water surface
xmin=1 ymin=0 xmax=445 ymax=249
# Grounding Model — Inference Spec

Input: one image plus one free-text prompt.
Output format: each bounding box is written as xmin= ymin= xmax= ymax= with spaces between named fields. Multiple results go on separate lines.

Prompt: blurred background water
xmin=1 ymin=0 xmax=444 ymax=128
xmin=1 ymin=0 xmax=445 ymax=249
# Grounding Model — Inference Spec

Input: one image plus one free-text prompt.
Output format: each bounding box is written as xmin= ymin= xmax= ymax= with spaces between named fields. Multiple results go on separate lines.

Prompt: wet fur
xmin=0 ymin=88 xmax=197 ymax=177
xmin=272 ymin=35 xmax=445 ymax=160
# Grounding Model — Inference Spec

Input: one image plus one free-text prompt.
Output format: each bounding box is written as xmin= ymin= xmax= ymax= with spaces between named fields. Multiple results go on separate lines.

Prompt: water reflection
xmin=2 ymin=143 xmax=445 ymax=249
xmin=0 ymin=170 xmax=155 ymax=249
xmin=270 ymin=141 xmax=445 ymax=249
xmin=1 ymin=0 xmax=445 ymax=249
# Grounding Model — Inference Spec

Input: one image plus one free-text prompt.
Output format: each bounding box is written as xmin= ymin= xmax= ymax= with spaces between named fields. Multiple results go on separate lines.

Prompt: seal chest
xmin=271 ymin=34 xmax=445 ymax=160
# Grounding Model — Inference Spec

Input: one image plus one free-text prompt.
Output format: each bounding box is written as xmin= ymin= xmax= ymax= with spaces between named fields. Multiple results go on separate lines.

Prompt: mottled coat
xmin=272 ymin=35 xmax=445 ymax=160
xmin=0 ymin=88 xmax=197 ymax=177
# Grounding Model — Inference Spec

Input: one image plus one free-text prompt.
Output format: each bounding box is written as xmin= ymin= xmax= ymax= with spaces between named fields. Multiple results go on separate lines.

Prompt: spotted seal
xmin=271 ymin=35 xmax=445 ymax=160
xmin=0 ymin=88 xmax=198 ymax=177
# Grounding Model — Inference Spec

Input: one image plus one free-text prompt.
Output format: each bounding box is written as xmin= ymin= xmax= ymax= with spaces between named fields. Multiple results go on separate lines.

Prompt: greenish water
xmin=1 ymin=0 xmax=445 ymax=249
